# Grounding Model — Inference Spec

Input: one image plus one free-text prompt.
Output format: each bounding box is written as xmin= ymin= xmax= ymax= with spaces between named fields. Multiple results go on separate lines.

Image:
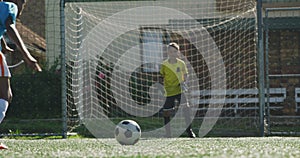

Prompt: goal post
xmin=61 ymin=0 xmax=261 ymax=137
xmin=257 ymin=0 xmax=265 ymax=137
xmin=60 ymin=0 xmax=67 ymax=139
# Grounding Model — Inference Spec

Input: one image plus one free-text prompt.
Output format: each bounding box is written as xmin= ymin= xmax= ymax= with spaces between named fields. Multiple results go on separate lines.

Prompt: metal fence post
xmin=257 ymin=0 xmax=265 ymax=137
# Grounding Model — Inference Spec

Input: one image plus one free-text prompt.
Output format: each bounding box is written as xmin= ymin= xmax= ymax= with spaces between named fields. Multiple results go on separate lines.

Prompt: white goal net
xmin=64 ymin=0 xmax=258 ymax=137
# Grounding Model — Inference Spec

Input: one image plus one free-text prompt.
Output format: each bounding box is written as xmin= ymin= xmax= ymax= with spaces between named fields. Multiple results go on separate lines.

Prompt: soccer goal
xmin=62 ymin=0 xmax=260 ymax=137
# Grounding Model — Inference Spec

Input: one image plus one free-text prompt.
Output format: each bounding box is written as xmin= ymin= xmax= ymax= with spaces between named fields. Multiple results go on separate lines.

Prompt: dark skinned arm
xmin=5 ymin=16 xmax=41 ymax=72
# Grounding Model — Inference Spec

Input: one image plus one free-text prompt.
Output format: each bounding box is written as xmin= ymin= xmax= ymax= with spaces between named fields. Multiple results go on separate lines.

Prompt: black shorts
xmin=163 ymin=93 xmax=187 ymax=110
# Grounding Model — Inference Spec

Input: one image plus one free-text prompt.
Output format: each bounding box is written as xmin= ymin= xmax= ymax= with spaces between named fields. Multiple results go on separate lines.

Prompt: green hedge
xmin=7 ymin=67 xmax=61 ymax=119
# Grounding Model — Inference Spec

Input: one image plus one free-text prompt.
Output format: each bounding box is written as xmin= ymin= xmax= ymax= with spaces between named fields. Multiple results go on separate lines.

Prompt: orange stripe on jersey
xmin=0 ymin=54 xmax=4 ymax=76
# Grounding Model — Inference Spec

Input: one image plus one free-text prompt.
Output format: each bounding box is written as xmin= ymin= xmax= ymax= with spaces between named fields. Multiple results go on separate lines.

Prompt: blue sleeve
xmin=0 ymin=2 xmax=18 ymax=27
xmin=0 ymin=2 xmax=17 ymax=51
xmin=6 ymin=3 xmax=18 ymax=25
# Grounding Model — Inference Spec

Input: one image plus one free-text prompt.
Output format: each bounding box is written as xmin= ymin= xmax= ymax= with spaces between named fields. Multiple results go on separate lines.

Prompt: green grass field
xmin=0 ymin=137 xmax=299 ymax=157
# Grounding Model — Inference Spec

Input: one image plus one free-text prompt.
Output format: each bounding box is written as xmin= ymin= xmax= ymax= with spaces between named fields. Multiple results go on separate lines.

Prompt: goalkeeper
xmin=159 ymin=42 xmax=195 ymax=138
xmin=0 ymin=0 xmax=42 ymax=149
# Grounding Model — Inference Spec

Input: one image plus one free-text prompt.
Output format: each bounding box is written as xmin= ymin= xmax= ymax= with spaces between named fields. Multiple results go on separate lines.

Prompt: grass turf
xmin=0 ymin=137 xmax=299 ymax=157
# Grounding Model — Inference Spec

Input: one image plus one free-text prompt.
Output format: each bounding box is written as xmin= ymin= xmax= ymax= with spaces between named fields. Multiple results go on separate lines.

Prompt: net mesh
xmin=64 ymin=0 xmax=258 ymax=137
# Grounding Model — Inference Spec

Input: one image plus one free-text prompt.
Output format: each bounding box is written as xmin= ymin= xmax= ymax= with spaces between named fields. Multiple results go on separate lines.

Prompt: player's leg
xmin=0 ymin=77 xmax=11 ymax=149
xmin=0 ymin=52 xmax=11 ymax=149
xmin=0 ymin=77 xmax=12 ymax=123
xmin=178 ymin=94 xmax=196 ymax=138
xmin=162 ymin=96 xmax=176 ymax=138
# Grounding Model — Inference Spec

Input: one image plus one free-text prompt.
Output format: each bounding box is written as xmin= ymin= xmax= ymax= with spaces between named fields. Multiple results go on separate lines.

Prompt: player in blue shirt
xmin=0 ymin=0 xmax=42 ymax=149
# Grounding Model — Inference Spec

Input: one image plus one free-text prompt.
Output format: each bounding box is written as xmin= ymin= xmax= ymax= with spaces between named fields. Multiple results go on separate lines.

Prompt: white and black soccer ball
xmin=115 ymin=120 xmax=141 ymax=145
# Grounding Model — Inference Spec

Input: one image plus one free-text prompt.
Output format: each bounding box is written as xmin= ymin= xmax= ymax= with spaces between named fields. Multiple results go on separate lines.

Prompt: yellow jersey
xmin=160 ymin=58 xmax=188 ymax=97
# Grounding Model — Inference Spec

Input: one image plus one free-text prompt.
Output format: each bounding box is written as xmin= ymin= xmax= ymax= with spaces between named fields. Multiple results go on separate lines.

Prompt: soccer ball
xmin=114 ymin=120 xmax=141 ymax=145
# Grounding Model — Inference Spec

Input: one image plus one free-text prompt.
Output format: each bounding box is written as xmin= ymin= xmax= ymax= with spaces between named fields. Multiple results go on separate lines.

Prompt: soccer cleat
xmin=186 ymin=129 xmax=196 ymax=138
xmin=0 ymin=143 xmax=8 ymax=149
